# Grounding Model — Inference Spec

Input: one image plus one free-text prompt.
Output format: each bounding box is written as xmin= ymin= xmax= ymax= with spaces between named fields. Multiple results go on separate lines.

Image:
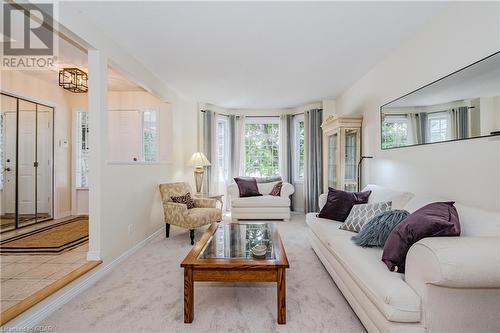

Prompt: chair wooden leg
xmin=166 ymin=224 xmax=170 ymax=238
xmin=190 ymin=229 xmax=195 ymax=245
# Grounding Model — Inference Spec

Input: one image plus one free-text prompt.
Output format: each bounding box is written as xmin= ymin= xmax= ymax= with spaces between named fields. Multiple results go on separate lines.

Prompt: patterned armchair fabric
xmin=159 ymin=182 xmax=222 ymax=230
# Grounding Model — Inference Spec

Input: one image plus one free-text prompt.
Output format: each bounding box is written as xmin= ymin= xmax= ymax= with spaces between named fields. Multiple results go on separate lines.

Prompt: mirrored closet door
xmin=0 ymin=93 xmax=54 ymax=232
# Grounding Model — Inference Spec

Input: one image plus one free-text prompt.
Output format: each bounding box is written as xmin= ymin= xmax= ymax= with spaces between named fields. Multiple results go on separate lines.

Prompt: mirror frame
xmin=380 ymin=51 xmax=500 ymax=150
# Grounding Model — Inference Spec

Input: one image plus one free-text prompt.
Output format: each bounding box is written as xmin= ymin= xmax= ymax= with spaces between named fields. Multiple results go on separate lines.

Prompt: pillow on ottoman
xmin=382 ymin=202 xmax=460 ymax=273
xmin=318 ymin=188 xmax=372 ymax=222
xmin=340 ymin=201 xmax=392 ymax=232
xmin=234 ymin=177 xmax=262 ymax=197
xmin=351 ymin=209 xmax=410 ymax=247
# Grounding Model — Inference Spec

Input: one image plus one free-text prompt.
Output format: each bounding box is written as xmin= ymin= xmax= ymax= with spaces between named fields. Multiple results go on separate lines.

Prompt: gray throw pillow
xmin=340 ymin=201 xmax=392 ymax=232
xmin=351 ymin=209 xmax=410 ymax=247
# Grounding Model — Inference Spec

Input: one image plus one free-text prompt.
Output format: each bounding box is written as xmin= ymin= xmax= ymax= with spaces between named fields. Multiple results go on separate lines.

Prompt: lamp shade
xmin=187 ymin=152 xmax=211 ymax=167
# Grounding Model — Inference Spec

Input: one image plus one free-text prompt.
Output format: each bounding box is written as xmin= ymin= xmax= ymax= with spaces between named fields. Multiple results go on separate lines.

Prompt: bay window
xmin=244 ymin=117 xmax=280 ymax=177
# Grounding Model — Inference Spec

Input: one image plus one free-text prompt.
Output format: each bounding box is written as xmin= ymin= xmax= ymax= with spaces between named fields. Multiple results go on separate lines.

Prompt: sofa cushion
xmin=306 ymin=213 xmax=421 ymax=323
xmin=363 ymin=184 xmax=414 ymax=210
xmin=232 ymin=195 xmax=290 ymax=208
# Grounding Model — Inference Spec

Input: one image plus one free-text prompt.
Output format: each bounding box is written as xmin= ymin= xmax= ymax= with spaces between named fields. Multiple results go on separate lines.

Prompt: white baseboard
xmin=5 ymin=225 xmax=166 ymax=329
xmin=86 ymin=251 xmax=100 ymax=261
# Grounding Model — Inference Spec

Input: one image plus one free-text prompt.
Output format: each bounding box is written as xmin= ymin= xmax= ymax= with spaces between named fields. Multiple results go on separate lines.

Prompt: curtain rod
xmin=200 ymin=110 xmax=304 ymax=117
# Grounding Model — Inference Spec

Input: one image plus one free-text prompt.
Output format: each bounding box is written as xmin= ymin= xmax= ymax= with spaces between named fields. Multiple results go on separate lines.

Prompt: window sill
xmin=106 ymin=161 xmax=172 ymax=166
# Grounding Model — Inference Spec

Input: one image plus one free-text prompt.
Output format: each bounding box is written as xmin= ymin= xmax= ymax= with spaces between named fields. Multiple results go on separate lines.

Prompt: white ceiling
xmin=64 ymin=1 xmax=449 ymax=109
xmin=19 ymin=35 xmax=144 ymax=92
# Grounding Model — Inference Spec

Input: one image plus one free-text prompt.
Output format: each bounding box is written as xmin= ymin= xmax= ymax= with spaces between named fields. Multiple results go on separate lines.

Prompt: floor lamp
xmin=357 ymin=156 xmax=373 ymax=192
xmin=187 ymin=152 xmax=211 ymax=194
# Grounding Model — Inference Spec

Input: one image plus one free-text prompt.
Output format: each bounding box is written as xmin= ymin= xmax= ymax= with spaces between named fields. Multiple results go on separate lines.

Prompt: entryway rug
xmin=0 ymin=217 xmax=88 ymax=254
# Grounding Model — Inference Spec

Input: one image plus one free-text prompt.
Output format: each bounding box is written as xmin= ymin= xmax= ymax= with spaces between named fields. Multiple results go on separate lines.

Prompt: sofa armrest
xmin=227 ymin=183 xmax=239 ymax=199
xmin=280 ymin=182 xmax=295 ymax=197
xmin=405 ymin=237 xmax=500 ymax=297
xmin=194 ymin=198 xmax=216 ymax=208
xmin=319 ymin=193 xmax=328 ymax=211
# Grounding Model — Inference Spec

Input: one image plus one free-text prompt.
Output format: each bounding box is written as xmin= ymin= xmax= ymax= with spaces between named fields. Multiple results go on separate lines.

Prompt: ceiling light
xmin=58 ymin=68 xmax=88 ymax=93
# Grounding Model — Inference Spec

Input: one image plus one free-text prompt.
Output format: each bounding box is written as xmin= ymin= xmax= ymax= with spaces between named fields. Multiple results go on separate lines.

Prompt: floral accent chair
xmin=159 ymin=182 xmax=222 ymax=244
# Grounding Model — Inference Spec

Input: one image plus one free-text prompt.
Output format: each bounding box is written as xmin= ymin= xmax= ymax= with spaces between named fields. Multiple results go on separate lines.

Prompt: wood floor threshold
xmin=0 ymin=260 xmax=102 ymax=325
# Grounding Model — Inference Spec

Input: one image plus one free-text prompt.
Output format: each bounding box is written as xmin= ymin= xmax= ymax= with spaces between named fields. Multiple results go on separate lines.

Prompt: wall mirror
xmin=381 ymin=52 xmax=500 ymax=149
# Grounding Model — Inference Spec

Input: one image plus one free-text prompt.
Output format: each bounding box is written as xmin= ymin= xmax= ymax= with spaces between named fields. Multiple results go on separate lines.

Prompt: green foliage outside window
xmin=245 ymin=123 xmax=279 ymax=177
xmin=381 ymin=121 xmax=408 ymax=149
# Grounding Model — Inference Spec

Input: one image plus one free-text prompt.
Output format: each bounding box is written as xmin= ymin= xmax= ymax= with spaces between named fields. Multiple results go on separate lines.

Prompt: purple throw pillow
xmin=234 ymin=177 xmax=262 ymax=197
xmin=269 ymin=182 xmax=283 ymax=196
xmin=171 ymin=192 xmax=195 ymax=209
xmin=318 ymin=187 xmax=372 ymax=221
xmin=382 ymin=201 xmax=460 ymax=273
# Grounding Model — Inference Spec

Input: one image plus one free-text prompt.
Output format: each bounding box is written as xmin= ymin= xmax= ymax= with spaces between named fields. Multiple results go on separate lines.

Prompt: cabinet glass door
xmin=327 ymin=133 xmax=338 ymax=188
xmin=344 ymin=129 xmax=358 ymax=192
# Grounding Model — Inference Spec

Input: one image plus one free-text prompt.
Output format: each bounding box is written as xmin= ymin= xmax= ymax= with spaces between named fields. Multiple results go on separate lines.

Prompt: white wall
xmin=1 ymin=70 xmax=73 ymax=219
xmin=69 ymin=89 xmax=197 ymax=261
xmin=335 ymin=2 xmax=500 ymax=212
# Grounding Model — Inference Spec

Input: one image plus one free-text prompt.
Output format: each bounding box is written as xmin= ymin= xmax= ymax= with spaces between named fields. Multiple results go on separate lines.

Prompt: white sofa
xmin=306 ymin=184 xmax=500 ymax=333
xmin=228 ymin=181 xmax=295 ymax=221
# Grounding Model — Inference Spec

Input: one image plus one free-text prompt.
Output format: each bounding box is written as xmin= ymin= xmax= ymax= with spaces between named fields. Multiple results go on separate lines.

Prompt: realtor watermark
xmin=1 ymin=2 xmax=58 ymax=70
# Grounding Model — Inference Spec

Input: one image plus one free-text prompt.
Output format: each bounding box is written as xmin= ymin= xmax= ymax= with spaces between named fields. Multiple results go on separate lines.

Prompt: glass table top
xmin=198 ymin=223 xmax=275 ymax=260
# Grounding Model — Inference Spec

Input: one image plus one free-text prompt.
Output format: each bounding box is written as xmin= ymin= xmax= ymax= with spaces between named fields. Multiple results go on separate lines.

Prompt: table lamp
xmin=187 ymin=152 xmax=211 ymax=194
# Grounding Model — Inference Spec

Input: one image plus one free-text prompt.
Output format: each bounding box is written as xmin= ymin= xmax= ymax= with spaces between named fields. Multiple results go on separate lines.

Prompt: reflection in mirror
xmin=1 ymin=94 xmax=18 ymax=232
xmin=381 ymin=52 xmax=500 ymax=149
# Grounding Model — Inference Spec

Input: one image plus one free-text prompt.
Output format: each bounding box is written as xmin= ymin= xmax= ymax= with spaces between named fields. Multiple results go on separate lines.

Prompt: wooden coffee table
xmin=180 ymin=222 xmax=289 ymax=324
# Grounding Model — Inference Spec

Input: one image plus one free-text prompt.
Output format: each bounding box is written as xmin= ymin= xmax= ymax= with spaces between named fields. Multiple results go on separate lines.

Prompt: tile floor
xmin=0 ymin=243 xmax=88 ymax=313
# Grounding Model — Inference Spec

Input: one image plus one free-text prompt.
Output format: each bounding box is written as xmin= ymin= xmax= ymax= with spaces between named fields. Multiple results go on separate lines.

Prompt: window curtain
xmin=279 ymin=114 xmax=293 ymax=182
xmin=448 ymin=107 xmax=469 ymax=140
xmin=229 ymin=115 xmax=237 ymax=179
xmin=201 ymin=110 xmax=217 ymax=194
xmin=418 ymin=112 xmax=428 ymax=144
xmin=279 ymin=114 xmax=294 ymax=210
xmin=457 ymin=107 xmax=469 ymax=139
xmin=232 ymin=115 xmax=246 ymax=178
xmin=407 ymin=114 xmax=418 ymax=145
xmin=304 ymin=109 xmax=323 ymax=213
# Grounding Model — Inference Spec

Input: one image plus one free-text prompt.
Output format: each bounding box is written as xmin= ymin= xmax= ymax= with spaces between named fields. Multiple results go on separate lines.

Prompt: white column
xmin=87 ymin=50 xmax=107 ymax=261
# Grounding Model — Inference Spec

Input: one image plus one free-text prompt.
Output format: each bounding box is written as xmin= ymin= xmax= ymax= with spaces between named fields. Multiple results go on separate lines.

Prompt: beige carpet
xmin=39 ymin=215 xmax=365 ymax=333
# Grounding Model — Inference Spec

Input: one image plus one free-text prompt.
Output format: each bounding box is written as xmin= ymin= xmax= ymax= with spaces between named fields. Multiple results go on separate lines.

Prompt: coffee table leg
xmin=184 ymin=267 xmax=194 ymax=323
xmin=277 ymin=268 xmax=286 ymax=324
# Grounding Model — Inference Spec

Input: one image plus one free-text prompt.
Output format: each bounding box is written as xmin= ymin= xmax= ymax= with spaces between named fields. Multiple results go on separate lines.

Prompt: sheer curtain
xmin=232 ymin=115 xmax=246 ymax=177
xmin=201 ymin=110 xmax=217 ymax=194
xmin=279 ymin=114 xmax=294 ymax=210
xmin=304 ymin=109 xmax=323 ymax=213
